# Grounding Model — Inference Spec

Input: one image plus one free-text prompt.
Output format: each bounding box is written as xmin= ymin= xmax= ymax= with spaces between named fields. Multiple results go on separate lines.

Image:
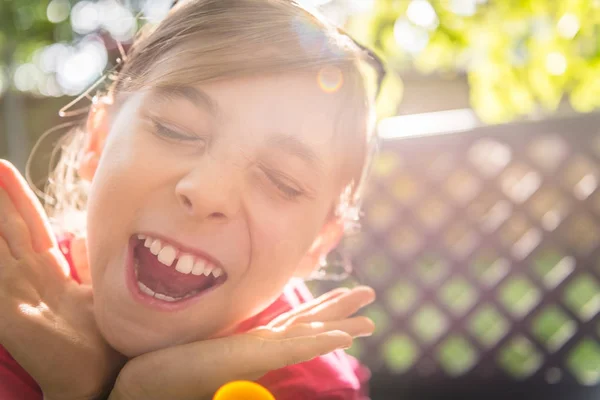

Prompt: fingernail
xmin=355 ymin=286 xmax=376 ymax=297
xmin=323 ymin=331 xmax=352 ymax=347
xmin=324 ymin=330 xmax=349 ymax=339
xmin=357 ymin=331 xmax=374 ymax=338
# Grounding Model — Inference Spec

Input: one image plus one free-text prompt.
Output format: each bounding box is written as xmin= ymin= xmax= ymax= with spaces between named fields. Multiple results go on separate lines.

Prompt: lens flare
xmin=317 ymin=66 xmax=343 ymax=93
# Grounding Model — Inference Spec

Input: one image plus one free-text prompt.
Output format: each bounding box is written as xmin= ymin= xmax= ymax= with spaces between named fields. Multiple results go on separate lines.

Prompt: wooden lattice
xmin=312 ymin=112 xmax=600 ymax=389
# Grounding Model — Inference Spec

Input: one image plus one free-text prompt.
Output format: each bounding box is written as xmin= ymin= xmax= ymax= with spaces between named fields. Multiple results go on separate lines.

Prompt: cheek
xmin=247 ymin=198 xmax=325 ymax=276
xmin=89 ymin=120 xmax=174 ymax=215
xmin=88 ymin=145 xmax=140 ymax=224
xmin=86 ymin=130 xmax=159 ymax=265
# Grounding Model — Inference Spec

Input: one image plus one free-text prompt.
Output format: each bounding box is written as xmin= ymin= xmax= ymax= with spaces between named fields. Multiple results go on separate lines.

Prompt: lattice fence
xmin=312 ymin=112 xmax=600 ymax=387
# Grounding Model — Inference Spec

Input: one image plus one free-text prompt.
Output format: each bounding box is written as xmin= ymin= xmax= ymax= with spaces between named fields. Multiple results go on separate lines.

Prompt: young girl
xmin=0 ymin=0 xmax=380 ymax=398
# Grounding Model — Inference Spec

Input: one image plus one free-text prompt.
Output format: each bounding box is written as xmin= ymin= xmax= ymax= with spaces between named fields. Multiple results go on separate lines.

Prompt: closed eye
xmin=151 ymin=119 xmax=206 ymax=143
xmin=262 ymin=168 xmax=304 ymax=199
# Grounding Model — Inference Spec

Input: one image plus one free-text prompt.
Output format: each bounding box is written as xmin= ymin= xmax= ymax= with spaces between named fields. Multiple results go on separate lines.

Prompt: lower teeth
xmin=134 ymin=258 xmax=200 ymax=302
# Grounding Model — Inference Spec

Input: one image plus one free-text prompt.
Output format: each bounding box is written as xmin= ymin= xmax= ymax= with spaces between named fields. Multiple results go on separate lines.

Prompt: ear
xmin=294 ymin=217 xmax=345 ymax=278
xmin=78 ymin=97 xmax=112 ymax=181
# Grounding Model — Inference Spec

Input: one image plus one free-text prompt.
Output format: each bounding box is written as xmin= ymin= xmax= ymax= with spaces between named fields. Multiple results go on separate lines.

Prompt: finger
xmin=119 ymin=331 xmax=352 ymax=400
xmin=281 ymin=316 xmax=375 ymax=339
xmin=256 ymin=330 xmax=352 ymax=370
xmin=0 ymin=160 xmax=56 ymax=252
xmin=287 ymin=286 xmax=375 ymax=325
xmin=39 ymin=247 xmax=72 ymax=284
xmin=0 ymin=235 xmax=11 ymax=261
xmin=266 ymin=287 xmax=350 ymax=328
xmin=70 ymin=236 xmax=92 ymax=284
xmin=0 ymin=186 xmax=33 ymax=256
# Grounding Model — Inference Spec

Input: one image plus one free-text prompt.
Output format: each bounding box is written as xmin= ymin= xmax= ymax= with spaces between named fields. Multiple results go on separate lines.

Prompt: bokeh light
xmin=406 ymin=0 xmax=438 ymax=30
xmin=57 ymin=37 xmax=108 ymax=95
xmin=347 ymin=0 xmax=374 ymax=14
xmin=394 ymin=19 xmax=429 ymax=54
xmin=100 ymin=0 xmax=136 ymax=41
xmin=38 ymin=43 xmax=71 ymax=74
xmin=545 ymin=52 xmax=567 ymax=76
xmin=39 ymin=76 xmax=64 ymax=98
xmin=557 ymin=14 xmax=580 ymax=39
xmin=71 ymin=0 xmax=136 ymax=41
xmin=449 ymin=0 xmax=478 ymax=17
xmin=14 ymin=64 xmax=41 ymax=93
xmin=142 ymin=0 xmax=173 ymax=24
xmin=47 ymin=0 xmax=71 ymax=24
xmin=70 ymin=1 xmax=100 ymax=34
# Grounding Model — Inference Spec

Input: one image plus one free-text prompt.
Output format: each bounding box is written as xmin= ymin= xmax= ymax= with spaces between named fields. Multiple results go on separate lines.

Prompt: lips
xmin=135 ymin=244 xmax=219 ymax=299
xmin=128 ymin=234 xmax=227 ymax=305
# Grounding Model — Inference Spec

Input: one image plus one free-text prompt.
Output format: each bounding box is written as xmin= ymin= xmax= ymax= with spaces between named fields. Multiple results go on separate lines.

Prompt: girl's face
xmin=86 ymin=72 xmax=346 ymax=356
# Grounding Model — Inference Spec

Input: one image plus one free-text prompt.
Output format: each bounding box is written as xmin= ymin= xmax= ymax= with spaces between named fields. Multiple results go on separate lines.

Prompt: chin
xmin=92 ymin=312 xmax=161 ymax=358
xmin=96 ymin=312 xmax=225 ymax=358
xmin=98 ymin=322 xmax=153 ymax=358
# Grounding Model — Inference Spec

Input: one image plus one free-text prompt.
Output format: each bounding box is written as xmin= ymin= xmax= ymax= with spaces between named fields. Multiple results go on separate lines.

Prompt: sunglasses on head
xmin=336 ymin=25 xmax=387 ymax=99
xmin=169 ymin=0 xmax=387 ymax=98
xmin=60 ymin=1 xmax=386 ymax=118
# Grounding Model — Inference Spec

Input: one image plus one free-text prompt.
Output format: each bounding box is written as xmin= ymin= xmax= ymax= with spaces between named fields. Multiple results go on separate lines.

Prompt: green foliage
xmin=3 ymin=0 xmax=600 ymax=124
xmin=350 ymin=0 xmax=600 ymax=123
xmin=0 ymin=0 xmax=71 ymax=60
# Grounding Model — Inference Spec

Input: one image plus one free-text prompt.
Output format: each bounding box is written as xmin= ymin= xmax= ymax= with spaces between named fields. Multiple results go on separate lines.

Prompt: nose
xmin=175 ymin=159 xmax=242 ymax=222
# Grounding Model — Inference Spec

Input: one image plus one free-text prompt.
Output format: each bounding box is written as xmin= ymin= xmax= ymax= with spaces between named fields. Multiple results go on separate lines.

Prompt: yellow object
xmin=213 ymin=381 xmax=275 ymax=400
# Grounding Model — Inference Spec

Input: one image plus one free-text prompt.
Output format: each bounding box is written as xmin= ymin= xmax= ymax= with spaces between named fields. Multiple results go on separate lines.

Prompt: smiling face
xmin=86 ymin=72 xmax=352 ymax=356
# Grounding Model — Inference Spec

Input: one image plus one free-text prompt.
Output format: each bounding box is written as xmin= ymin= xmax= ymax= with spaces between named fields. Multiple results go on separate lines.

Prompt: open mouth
xmin=131 ymin=234 xmax=227 ymax=303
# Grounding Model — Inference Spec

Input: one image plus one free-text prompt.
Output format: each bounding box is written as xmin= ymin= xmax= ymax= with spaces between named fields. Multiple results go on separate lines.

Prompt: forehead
xmin=151 ymin=73 xmax=342 ymax=131
xmin=141 ymin=72 xmax=348 ymax=170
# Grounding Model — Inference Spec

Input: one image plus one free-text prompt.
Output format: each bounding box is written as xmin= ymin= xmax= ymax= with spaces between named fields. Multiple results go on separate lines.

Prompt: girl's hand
xmin=0 ymin=160 xmax=126 ymax=400
xmin=110 ymin=286 xmax=375 ymax=400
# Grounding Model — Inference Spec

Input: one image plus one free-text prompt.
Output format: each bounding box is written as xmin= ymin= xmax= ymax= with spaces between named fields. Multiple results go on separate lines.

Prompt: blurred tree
xmin=346 ymin=0 xmax=600 ymax=123
xmin=0 ymin=0 xmax=72 ymax=169
xmin=2 ymin=0 xmax=600 ymax=148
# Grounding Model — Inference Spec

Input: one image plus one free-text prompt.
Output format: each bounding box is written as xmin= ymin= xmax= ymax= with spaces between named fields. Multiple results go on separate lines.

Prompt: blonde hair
xmin=38 ymin=0 xmax=377 ymax=237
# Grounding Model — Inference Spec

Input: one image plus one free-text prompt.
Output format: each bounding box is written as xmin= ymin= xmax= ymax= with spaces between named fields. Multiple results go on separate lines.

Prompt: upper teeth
xmin=138 ymin=234 xmax=224 ymax=278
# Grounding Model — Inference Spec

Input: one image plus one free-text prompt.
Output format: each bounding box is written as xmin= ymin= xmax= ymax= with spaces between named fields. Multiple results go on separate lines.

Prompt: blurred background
xmin=1 ymin=0 xmax=599 ymax=399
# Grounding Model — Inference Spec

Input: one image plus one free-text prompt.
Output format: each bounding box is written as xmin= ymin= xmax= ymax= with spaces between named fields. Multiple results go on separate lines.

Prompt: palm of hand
xmin=0 ymin=160 xmax=126 ymax=400
xmin=113 ymin=285 xmax=375 ymax=400
xmin=29 ymin=280 xmax=125 ymax=400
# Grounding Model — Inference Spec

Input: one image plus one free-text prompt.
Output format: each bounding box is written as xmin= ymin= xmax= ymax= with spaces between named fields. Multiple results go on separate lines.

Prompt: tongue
xmin=135 ymin=245 xmax=216 ymax=298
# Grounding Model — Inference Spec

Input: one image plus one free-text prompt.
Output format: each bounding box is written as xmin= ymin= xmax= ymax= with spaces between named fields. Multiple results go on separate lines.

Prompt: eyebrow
xmin=152 ymin=86 xmax=325 ymax=175
xmin=266 ymin=134 xmax=325 ymax=176
xmin=153 ymin=85 xmax=221 ymax=117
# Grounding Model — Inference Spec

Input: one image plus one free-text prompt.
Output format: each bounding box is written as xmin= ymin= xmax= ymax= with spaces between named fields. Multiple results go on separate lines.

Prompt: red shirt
xmin=0 ymin=238 xmax=370 ymax=399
